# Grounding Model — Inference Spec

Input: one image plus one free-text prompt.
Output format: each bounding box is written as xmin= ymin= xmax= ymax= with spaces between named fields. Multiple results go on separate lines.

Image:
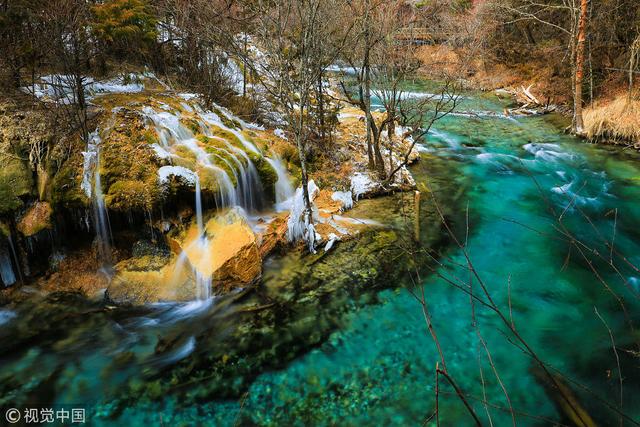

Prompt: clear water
xmin=2 ymin=87 xmax=640 ymax=426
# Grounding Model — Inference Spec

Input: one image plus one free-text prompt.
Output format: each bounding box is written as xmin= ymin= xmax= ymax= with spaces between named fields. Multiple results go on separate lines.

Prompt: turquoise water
xmin=2 ymin=89 xmax=640 ymax=426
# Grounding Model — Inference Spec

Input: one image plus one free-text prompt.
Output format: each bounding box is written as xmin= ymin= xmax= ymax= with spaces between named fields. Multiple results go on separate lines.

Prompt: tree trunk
xmin=295 ymin=100 xmax=313 ymax=231
xmin=364 ymin=58 xmax=375 ymax=170
xmin=317 ymin=73 xmax=325 ymax=140
xmin=363 ymin=0 xmax=375 ymax=169
xmin=573 ymin=0 xmax=588 ymax=135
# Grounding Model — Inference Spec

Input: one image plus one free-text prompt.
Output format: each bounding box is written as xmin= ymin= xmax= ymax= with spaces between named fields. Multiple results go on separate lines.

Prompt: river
xmin=1 ymin=85 xmax=639 ymax=426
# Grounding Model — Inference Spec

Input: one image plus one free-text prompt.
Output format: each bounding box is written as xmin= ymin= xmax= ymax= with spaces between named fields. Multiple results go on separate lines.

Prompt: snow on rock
xmin=287 ymin=180 xmax=321 ymax=252
xmin=151 ymin=144 xmax=172 ymax=160
xmin=331 ymin=191 xmax=353 ymax=211
xmin=158 ymin=166 xmax=197 ymax=186
xmin=324 ymin=233 xmax=340 ymax=252
xmin=350 ymin=173 xmax=378 ymax=201
xmin=23 ymin=74 xmax=145 ymax=103
xmin=274 ymin=128 xmax=288 ymax=140
xmin=91 ymin=74 xmax=144 ymax=94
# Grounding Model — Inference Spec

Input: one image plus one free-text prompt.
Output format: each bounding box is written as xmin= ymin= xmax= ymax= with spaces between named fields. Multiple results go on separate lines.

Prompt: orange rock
xmin=17 ymin=201 xmax=52 ymax=237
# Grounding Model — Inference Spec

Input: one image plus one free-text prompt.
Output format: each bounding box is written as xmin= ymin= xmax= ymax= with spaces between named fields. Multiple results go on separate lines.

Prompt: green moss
xmin=0 ymin=157 xmax=34 ymax=214
xmin=105 ymin=179 xmax=157 ymax=211
xmin=198 ymin=167 xmax=223 ymax=194
xmin=51 ymin=150 xmax=88 ymax=208
xmin=249 ymin=153 xmax=277 ymax=202
xmin=0 ymin=221 xmax=9 ymax=239
xmin=99 ymin=111 xmax=163 ymax=212
xmin=212 ymin=107 xmax=242 ymax=130
xmin=184 ymin=118 xmax=201 ymax=135
xmin=208 ymin=126 xmax=243 ymax=148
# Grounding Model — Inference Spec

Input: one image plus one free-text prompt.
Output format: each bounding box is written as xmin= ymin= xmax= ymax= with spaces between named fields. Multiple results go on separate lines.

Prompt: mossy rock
xmin=17 ymin=201 xmax=52 ymax=237
xmin=0 ymin=221 xmax=9 ymax=239
xmin=105 ymin=179 xmax=158 ymax=211
xmin=99 ymin=111 xmax=163 ymax=212
xmin=0 ymin=156 xmax=33 ymax=214
xmin=208 ymin=126 xmax=243 ymax=148
xmin=249 ymin=153 xmax=277 ymax=202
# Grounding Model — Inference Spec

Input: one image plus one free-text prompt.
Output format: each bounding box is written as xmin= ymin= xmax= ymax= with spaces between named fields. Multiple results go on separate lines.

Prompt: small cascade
xmin=82 ymin=131 xmax=113 ymax=265
xmin=201 ymin=111 xmax=261 ymax=154
xmin=7 ymin=235 xmax=22 ymax=285
xmin=158 ymin=166 xmax=211 ymax=301
xmin=0 ymin=249 xmax=16 ymax=287
xmin=144 ymin=107 xmax=239 ymax=209
xmin=194 ymin=174 xmax=204 ymax=235
xmin=144 ymin=103 xmax=269 ymax=212
xmin=265 ymin=156 xmax=294 ymax=210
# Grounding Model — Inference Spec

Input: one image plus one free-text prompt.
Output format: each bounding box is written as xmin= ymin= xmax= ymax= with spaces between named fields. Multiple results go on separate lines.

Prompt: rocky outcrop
xmin=106 ymin=208 xmax=262 ymax=305
xmin=16 ymin=202 xmax=52 ymax=237
xmin=181 ymin=208 xmax=262 ymax=293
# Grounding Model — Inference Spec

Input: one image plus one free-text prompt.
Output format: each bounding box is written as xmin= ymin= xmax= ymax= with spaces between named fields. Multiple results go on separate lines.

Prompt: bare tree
xmin=573 ymin=0 xmax=588 ymax=134
xmin=241 ymin=0 xmax=351 ymax=250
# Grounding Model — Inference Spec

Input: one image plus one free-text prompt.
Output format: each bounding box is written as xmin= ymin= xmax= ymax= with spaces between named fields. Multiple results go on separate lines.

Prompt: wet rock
xmin=17 ymin=201 xmax=52 ymax=237
xmin=181 ymin=207 xmax=262 ymax=293
xmin=106 ymin=208 xmax=262 ymax=305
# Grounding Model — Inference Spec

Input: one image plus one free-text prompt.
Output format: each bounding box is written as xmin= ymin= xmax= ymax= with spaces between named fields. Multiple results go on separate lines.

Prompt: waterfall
xmin=0 ymin=249 xmax=16 ymax=287
xmin=144 ymin=104 xmax=268 ymax=212
xmin=265 ymin=157 xmax=294 ymax=209
xmin=194 ymin=174 xmax=204 ymax=236
xmin=201 ymin=111 xmax=261 ymax=154
xmin=82 ymin=131 xmax=113 ymax=265
xmin=159 ymin=166 xmax=211 ymax=301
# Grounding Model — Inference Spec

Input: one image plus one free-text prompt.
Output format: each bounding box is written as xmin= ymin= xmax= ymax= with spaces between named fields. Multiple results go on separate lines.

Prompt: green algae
xmin=0 ymin=156 xmax=34 ymax=214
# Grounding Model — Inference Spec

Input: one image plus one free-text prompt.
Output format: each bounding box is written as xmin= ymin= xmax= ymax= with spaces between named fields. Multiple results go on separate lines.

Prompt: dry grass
xmin=583 ymin=96 xmax=640 ymax=147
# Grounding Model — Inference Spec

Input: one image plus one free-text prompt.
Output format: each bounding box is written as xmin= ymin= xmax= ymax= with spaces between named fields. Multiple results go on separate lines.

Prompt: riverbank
xmin=415 ymin=43 xmax=640 ymax=148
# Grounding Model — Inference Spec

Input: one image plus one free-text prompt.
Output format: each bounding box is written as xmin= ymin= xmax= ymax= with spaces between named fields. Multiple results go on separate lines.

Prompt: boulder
xmin=185 ymin=207 xmax=262 ymax=293
xmin=17 ymin=201 xmax=52 ymax=237
xmin=106 ymin=208 xmax=262 ymax=305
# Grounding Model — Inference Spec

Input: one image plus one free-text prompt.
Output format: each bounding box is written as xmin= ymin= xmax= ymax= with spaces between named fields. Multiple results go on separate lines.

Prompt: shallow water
xmin=2 ymin=87 xmax=640 ymax=426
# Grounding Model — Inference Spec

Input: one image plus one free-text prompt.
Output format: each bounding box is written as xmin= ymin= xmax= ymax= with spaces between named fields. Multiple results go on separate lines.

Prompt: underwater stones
xmin=16 ymin=201 xmax=52 ymax=237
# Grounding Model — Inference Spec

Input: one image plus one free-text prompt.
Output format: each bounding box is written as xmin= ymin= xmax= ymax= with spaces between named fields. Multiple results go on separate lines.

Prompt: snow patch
xmin=351 ymin=173 xmax=377 ymax=201
xmin=331 ymin=191 xmax=353 ymax=211
xmin=158 ymin=166 xmax=197 ymax=186
xmin=274 ymin=128 xmax=288 ymax=140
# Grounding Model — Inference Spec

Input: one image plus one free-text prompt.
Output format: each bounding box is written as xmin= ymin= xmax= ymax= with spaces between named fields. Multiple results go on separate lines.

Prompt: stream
xmin=2 ymin=86 xmax=640 ymax=426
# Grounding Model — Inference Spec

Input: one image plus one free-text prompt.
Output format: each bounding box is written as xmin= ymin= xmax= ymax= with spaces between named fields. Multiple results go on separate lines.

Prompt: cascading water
xmin=144 ymin=107 xmax=241 ymax=209
xmin=158 ymin=166 xmax=211 ymax=301
xmin=265 ymin=156 xmax=294 ymax=210
xmin=144 ymin=103 xmax=270 ymax=212
xmin=81 ymin=130 xmax=113 ymax=265
xmin=0 ymin=249 xmax=16 ymax=287
xmin=146 ymin=99 xmax=298 ymax=300
xmin=200 ymin=125 xmax=266 ymax=212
